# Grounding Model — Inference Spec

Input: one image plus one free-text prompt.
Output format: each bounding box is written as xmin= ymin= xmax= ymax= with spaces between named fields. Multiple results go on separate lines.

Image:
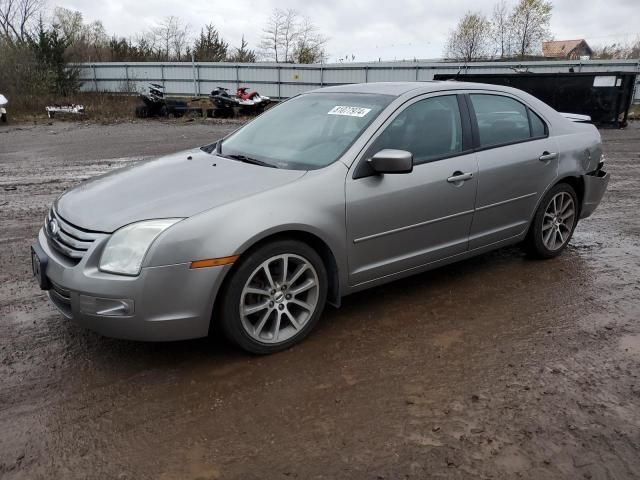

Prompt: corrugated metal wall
xmin=77 ymin=59 xmax=640 ymax=103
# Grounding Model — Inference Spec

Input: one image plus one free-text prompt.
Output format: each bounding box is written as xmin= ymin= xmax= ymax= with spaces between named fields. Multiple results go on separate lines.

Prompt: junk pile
xmin=0 ymin=94 xmax=7 ymax=123
xmin=135 ymin=83 xmax=271 ymax=119
xmin=46 ymin=104 xmax=86 ymax=119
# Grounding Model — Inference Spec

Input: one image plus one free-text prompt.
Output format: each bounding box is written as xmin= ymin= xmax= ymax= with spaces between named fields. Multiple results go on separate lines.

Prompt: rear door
xmin=345 ymin=94 xmax=477 ymax=286
xmin=466 ymin=93 xmax=558 ymax=249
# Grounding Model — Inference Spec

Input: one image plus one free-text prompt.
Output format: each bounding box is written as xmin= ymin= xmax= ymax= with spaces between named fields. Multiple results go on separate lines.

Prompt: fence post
xmin=191 ymin=53 xmax=197 ymax=96
xmin=415 ymin=65 xmax=419 ymax=81
xmin=277 ymin=66 xmax=281 ymax=99
xmin=161 ymin=64 xmax=165 ymax=88
xmin=92 ymin=64 xmax=98 ymax=92
xmin=365 ymin=66 xmax=368 ymax=83
xmin=320 ymin=65 xmax=324 ymax=87
xmin=236 ymin=65 xmax=240 ymax=89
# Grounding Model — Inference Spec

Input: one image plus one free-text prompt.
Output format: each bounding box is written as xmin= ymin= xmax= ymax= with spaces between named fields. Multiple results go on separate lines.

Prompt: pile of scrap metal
xmin=234 ymin=86 xmax=271 ymax=113
xmin=208 ymin=86 xmax=271 ymax=116
xmin=0 ymin=94 xmax=7 ymax=123
xmin=135 ymin=84 xmax=193 ymax=118
xmin=46 ymin=104 xmax=85 ymax=119
xmin=135 ymin=83 xmax=271 ymax=119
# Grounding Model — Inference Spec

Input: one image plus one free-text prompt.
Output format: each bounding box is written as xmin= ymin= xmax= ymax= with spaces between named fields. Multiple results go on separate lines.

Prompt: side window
xmin=470 ymin=94 xmax=531 ymax=148
xmin=529 ymin=109 xmax=547 ymax=138
xmin=368 ymin=95 xmax=463 ymax=164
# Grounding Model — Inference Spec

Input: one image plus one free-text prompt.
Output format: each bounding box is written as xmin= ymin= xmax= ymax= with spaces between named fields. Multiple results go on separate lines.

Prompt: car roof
xmin=310 ymin=81 xmax=514 ymax=97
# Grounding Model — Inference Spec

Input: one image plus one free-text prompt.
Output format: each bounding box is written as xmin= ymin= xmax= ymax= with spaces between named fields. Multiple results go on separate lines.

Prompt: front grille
xmin=45 ymin=208 xmax=106 ymax=264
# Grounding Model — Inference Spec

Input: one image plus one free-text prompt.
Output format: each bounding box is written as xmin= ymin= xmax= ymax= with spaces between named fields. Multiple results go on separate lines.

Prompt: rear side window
xmin=368 ymin=95 xmax=463 ymax=164
xmin=470 ymin=94 xmax=536 ymax=148
xmin=529 ymin=109 xmax=547 ymax=137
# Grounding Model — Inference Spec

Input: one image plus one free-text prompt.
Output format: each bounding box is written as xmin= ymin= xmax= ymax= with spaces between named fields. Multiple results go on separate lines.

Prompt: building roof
xmin=542 ymin=39 xmax=591 ymax=58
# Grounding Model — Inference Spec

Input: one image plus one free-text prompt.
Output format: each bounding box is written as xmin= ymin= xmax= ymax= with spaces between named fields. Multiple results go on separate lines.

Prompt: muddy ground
xmin=1 ymin=120 xmax=639 ymax=479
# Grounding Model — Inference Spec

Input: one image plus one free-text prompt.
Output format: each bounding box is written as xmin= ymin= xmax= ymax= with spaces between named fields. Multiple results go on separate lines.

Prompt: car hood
xmin=55 ymin=149 xmax=306 ymax=232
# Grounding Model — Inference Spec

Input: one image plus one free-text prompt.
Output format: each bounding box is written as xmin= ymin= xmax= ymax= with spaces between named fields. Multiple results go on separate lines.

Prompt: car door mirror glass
xmin=368 ymin=149 xmax=413 ymax=174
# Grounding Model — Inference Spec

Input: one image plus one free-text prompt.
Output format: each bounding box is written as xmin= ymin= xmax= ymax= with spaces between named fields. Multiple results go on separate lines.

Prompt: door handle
xmin=447 ymin=171 xmax=474 ymax=183
xmin=539 ymin=152 xmax=558 ymax=161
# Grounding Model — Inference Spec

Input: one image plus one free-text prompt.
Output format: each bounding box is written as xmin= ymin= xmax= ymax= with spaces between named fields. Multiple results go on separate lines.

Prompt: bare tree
xmin=0 ymin=0 xmax=43 ymax=44
xmin=259 ymin=8 xmax=285 ymax=62
xmin=53 ymin=7 xmax=83 ymax=41
xmin=444 ymin=11 xmax=492 ymax=62
xmin=151 ymin=16 xmax=190 ymax=61
xmin=292 ymin=16 xmax=328 ymax=63
xmin=592 ymin=36 xmax=640 ymax=60
xmin=52 ymin=7 xmax=108 ymax=62
xmin=259 ymin=8 xmax=329 ymax=63
xmin=510 ymin=0 xmax=552 ymax=57
xmin=279 ymin=9 xmax=299 ymax=62
xmin=491 ymin=0 xmax=513 ymax=58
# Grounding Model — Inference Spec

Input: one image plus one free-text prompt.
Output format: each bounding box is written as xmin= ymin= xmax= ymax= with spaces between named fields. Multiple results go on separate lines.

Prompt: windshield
xmin=218 ymin=92 xmax=393 ymax=170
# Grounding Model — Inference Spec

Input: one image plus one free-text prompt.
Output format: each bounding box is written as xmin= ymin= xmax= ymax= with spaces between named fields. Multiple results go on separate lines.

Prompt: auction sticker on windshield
xmin=328 ymin=106 xmax=372 ymax=117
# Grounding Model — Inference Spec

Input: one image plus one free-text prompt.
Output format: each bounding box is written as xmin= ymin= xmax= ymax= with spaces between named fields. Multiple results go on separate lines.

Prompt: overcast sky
xmin=54 ymin=0 xmax=639 ymax=62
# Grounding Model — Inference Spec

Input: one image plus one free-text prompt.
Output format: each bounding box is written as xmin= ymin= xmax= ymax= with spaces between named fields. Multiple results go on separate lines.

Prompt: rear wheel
xmin=1 ymin=113 xmax=6 ymax=123
xmin=219 ymin=240 xmax=327 ymax=354
xmin=525 ymin=183 xmax=578 ymax=258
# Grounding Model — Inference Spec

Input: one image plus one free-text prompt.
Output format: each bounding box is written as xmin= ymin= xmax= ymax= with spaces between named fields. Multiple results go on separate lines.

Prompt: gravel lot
xmin=1 ymin=120 xmax=639 ymax=479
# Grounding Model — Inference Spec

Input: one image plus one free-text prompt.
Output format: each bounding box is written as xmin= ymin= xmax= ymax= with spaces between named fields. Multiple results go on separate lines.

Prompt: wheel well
xmin=523 ymin=176 xmax=585 ymax=240
xmin=212 ymin=230 xmax=341 ymax=328
xmin=556 ymin=176 xmax=585 ymax=212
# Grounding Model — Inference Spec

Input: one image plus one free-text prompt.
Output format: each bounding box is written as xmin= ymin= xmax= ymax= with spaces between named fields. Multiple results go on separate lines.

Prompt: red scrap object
xmin=236 ymin=87 xmax=260 ymax=101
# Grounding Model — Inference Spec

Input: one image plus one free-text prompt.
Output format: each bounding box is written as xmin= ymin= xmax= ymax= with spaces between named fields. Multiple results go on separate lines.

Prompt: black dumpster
xmin=433 ymin=71 xmax=637 ymax=127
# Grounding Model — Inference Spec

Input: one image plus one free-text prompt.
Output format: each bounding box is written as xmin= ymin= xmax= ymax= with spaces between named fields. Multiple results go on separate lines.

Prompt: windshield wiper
xmin=221 ymin=153 xmax=278 ymax=168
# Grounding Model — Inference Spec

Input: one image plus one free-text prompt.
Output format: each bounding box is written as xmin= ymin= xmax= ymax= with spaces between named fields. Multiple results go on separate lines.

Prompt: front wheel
xmin=219 ymin=240 xmax=328 ymax=354
xmin=525 ymin=183 xmax=579 ymax=259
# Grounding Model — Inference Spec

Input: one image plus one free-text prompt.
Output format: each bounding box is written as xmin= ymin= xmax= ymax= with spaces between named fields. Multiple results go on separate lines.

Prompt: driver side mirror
xmin=368 ymin=149 xmax=413 ymax=175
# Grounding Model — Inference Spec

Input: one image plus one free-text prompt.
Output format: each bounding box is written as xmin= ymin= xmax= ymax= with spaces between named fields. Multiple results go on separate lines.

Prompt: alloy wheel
xmin=542 ymin=191 xmax=576 ymax=251
xmin=239 ymin=254 xmax=320 ymax=344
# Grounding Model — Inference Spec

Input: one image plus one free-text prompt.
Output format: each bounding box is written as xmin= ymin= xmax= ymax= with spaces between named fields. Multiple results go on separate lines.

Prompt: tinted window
xmin=470 ymin=94 xmax=531 ymax=147
xmin=368 ymin=95 xmax=463 ymax=164
xmin=529 ymin=109 xmax=547 ymax=137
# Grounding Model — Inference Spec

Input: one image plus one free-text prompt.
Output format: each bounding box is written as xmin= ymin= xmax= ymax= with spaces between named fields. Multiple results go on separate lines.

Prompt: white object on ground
xmin=45 ymin=104 xmax=85 ymax=118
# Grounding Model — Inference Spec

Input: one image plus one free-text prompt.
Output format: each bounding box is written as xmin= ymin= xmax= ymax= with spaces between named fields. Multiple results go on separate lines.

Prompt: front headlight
xmin=99 ymin=219 xmax=182 ymax=276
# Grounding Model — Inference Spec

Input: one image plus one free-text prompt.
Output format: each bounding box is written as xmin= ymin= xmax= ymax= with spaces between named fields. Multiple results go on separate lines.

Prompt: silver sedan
xmin=32 ymin=81 xmax=610 ymax=353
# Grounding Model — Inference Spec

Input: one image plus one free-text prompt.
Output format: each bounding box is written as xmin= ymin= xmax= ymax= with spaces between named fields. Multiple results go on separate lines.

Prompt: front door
xmin=346 ymin=94 xmax=478 ymax=286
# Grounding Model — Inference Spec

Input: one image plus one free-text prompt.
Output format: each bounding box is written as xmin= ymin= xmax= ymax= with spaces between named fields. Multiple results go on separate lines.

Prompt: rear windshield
xmin=219 ymin=92 xmax=393 ymax=170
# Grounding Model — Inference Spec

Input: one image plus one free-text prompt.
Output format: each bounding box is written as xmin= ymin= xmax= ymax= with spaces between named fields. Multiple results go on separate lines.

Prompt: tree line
xmin=444 ymin=0 xmax=639 ymax=62
xmin=1 ymin=2 xmax=328 ymax=63
xmin=0 ymin=1 xmax=328 ymax=100
xmin=444 ymin=0 xmax=554 ymax=61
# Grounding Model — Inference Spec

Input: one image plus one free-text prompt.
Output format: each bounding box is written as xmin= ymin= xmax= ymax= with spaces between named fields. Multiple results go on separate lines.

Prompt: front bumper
xmin=580 ymin=166 xmax=610 ymax=219
xmin=35 ymin=228 xmax=228 ymax=341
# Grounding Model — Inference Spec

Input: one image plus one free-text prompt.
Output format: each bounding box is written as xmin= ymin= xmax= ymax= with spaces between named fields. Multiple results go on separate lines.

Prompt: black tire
xmin=135 ymin=106 xmax=148 ymax=118
xmin=159 ymin=105 xmax=169 ymax=118
xmin=218 ymin=240 xmax=328 ymax=354
xmin=1 ymin=113 xmax=6 ymax=123
xmin=525 ymin=183 xmax=579 ymax=259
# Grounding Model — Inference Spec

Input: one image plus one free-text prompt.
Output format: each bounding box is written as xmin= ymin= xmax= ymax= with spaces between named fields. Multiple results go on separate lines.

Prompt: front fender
xmin=144 ymin=162 xmax=348 ymax=283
